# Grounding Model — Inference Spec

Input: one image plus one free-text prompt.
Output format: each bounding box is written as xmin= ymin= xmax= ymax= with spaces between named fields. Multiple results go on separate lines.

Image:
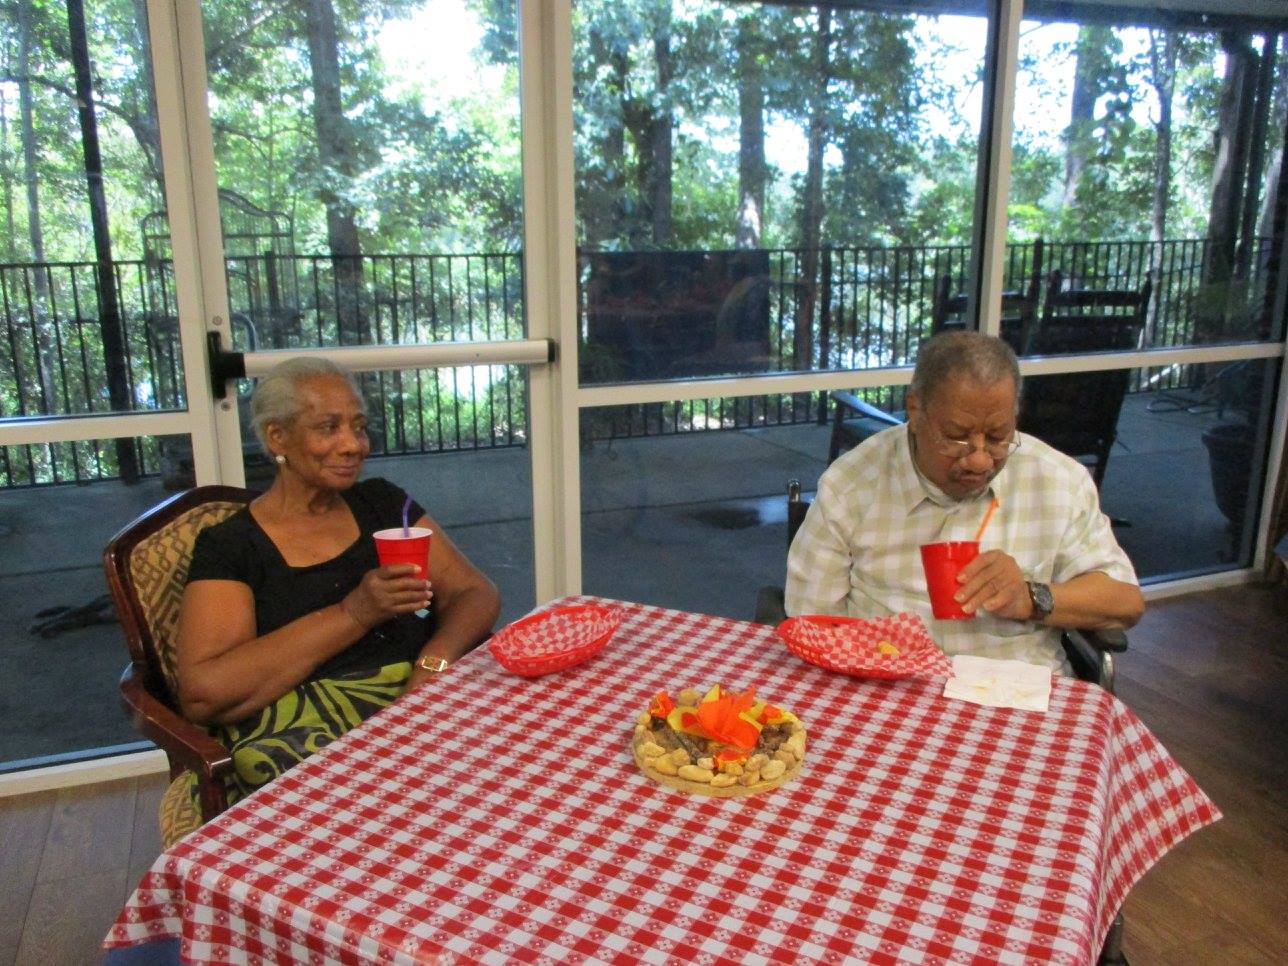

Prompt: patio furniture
xmin=103 ymin=485 xmax=257 ymax=834
xmin=106 ymin=596 xmax=1215 ymax=964
xmin=1018 ymin=272 xmax=1152 ymax=487
xmin=931 ymin=238 xmax=1044 ymax=353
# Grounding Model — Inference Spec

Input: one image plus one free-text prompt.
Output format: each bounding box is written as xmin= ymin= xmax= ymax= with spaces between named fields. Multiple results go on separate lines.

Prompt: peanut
xmin=638 ymin=741 xmax=666 ymax=759
xmin=739 ymin=769 xmax=761 ymax=786
xmin=677 ymin=764 xmax=715 ymax=783
xmin=636 ymin=712 xmax=652 ymax=727
xmin=697 ymin=757 xmax=714 ymax=771
xmin=746 ymin=753 xmax=768 ymax=771
xmin=784 ymin=733 xmax=806 ymax=759
xmin=775 ymin=748 xmax=796 ymax=766
xmin=650 ymin=755 xmax=679 ymax=776
xmin=669 ymin=748 xmax=690 ymax=766
xmin=760 ymin=759 xmax=787 ymax=781
xmin=710 ymin=773 xmax=738 ymax=788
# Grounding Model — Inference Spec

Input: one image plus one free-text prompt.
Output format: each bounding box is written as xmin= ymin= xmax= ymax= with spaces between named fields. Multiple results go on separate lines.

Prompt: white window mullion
xmin=973 ymin=0 xmax=1024 ymax=336
xmin=521 ymin=0 xmax=582 ymax=601
xmin=147 ymin=0 xmax=240 ymax=486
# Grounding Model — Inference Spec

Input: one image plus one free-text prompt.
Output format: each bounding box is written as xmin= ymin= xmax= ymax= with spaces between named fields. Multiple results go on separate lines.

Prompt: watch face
xmin=1030 ymin=582 xmax=1054 ymax=617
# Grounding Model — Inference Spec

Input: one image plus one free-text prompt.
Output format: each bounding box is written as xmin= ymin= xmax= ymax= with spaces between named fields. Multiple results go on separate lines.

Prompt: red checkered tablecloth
xmin=106 ymin=598 xmax=1219 ymax=965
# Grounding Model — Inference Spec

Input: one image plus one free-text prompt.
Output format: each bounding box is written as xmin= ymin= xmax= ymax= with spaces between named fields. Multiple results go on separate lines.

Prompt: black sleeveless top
xmin=187 ymin=477 xmax=431 ymax=677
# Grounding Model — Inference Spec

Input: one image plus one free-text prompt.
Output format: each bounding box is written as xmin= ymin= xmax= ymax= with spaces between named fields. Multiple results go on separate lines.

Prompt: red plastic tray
xmin=488 ymin=604 xmax=621 ymax=677
xmin=775 ymin=612 xmax=951 ymax=679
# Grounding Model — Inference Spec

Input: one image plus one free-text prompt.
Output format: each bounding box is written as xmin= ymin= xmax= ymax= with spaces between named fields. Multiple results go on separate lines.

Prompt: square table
xmin=107 ymin=596 xmax=1219 ymax=964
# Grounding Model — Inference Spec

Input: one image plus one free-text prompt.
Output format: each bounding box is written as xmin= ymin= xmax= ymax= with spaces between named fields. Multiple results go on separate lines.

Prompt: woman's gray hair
xmin=249 ymin=356 xmax=362 ymax=453
xmin=909 ymin=330 xmax=1021 ymax=405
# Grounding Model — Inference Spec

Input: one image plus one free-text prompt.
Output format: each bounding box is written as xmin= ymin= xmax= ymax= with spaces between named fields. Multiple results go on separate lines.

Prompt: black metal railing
xmin=0 ymin=237 xmax=1276 ymax=486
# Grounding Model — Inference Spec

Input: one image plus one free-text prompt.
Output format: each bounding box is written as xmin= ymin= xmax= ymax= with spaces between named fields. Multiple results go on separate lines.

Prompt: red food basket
xmin=488 ymin=604 xmax=621 ymax=677
xmin=775 ymin=612 xmax=951 ymax=679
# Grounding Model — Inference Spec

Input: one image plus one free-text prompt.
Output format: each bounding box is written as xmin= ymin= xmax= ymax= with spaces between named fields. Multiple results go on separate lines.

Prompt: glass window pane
xmin=198 ymin=3 xmax=523 ymax=356
xmin=579 ymin=396 xmax=835 ymax=617
xmin=1007 ymin=9 xmax=1288 ymax=354
xmin=574 ymin=1 xmax=989 ymax=386
xmin=1089 ymin=361 xmax=1279 ymax=577
xmin=0 ymin=3 xmax=180 ymax=435
xmin=0 ymin=434 xmax=191 ymax=769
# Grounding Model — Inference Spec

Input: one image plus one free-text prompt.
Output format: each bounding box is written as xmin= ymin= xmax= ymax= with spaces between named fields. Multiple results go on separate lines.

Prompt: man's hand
xmin=955 ymin=549 xmax=1033 ymax=621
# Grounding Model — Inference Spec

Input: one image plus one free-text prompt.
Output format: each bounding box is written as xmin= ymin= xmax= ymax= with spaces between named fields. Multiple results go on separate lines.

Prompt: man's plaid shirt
xmin=785 ymin=425 xmax=1137 ymax=671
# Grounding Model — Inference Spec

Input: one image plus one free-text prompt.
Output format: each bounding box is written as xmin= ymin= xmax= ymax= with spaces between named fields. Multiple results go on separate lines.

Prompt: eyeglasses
xmin=930 ymin=428 xmax=1020 ymax=461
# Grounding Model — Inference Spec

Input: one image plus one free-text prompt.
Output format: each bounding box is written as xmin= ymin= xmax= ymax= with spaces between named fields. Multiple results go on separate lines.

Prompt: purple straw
xmin=401 ymin=495 xmax=412 ymax=537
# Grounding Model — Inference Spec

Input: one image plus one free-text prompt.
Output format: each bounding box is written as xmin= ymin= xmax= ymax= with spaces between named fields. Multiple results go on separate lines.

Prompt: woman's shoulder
xmin=190 ymin=506 xmax=259 ymax=580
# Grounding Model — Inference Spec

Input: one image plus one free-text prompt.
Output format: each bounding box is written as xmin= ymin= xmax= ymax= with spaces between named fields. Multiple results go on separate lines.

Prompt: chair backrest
xmin=1020 ymin=272 xmax=1152 ymax=484
xmin=103 ymin=485 xmax=256 ymax=707
xmin=929 ymin=239 xmax=1044 ymax=352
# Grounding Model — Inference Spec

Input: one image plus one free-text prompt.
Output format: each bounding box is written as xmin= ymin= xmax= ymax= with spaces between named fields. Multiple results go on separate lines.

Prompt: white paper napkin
xmin=942 ymin=654 xmax=1052 ymax=712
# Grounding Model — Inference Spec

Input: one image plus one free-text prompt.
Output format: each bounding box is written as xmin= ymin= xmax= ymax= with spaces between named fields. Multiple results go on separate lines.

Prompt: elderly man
xmin=786 ymin=330 xmax=1144 ymax=672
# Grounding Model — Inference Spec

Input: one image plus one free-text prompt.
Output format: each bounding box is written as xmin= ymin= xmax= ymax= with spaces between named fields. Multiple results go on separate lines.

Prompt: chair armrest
xmin=754 ymin=586 xmax=787 ymax=626
xmin=1064 ymin=627 xmax=1128 ymax=653
xmin=829 ymin=390 xmax=904 ymax=427
xmin=119 ymin=663 xmax=232 ymax=817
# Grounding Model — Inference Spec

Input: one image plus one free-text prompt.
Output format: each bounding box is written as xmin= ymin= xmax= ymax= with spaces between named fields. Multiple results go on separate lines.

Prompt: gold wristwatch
xmin=416 ymin=654 xmax=449 ymax=674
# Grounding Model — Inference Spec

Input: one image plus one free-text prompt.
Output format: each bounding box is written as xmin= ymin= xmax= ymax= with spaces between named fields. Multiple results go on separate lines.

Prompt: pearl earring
xmin=274 ymin=454 xmax=286 ymax=465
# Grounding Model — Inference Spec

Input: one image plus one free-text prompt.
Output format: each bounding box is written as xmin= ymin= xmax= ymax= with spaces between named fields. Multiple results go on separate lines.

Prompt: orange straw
xmin=973 ymin=496 xmax=999 ymax=543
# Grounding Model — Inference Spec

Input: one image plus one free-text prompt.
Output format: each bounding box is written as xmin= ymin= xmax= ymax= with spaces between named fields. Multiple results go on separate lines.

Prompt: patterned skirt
xmin=191 ymin=660 xmax=412 ymax=810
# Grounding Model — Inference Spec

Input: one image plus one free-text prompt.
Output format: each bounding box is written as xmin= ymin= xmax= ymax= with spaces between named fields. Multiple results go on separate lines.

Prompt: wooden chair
xmin=1019 ymin=272 xmax=1152 ymax=487
xmin=103 ymin=485 xmax=257 ymax=839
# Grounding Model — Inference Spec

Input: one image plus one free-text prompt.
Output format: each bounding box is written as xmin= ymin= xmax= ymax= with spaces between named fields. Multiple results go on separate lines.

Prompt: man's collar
xmin=897 ymin=425 xmax=1008 ymax=513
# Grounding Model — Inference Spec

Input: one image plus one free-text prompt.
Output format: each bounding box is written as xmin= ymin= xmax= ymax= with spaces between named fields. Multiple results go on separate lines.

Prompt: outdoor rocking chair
xmin=1018 ymin=271 xmax=1152 ymax=488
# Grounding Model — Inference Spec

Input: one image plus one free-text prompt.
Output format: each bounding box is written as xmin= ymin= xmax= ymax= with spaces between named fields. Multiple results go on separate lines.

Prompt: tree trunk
xmin=1062 ymin=26 xmax=1105 ymax=210
xmin=795 ymin=6 xmax=830 ymax=379
xmin=1256 ymin=37 xmax=1287 ymax=241
xmin=304 ymin=0 xmax=365 ymax=342
xmin=303 ymin=0 xmax=383 ymax=448
xmin=1148 ymin=30 xmax=1177 ymax=246
xmin=0 ymin=90 xmax=13 ymax=260
xmin=735 ymin=16 xmax=765 ymax=250
xmin=1146 ymin=29 xmax=1176 ymax=344
xmin=1200 ymin=31 xmax=1257 ymax=339
xmin=66 ymin=0 xmax=139 ymax=482
xmin=647 ymin=4 xmax=673 ymax=247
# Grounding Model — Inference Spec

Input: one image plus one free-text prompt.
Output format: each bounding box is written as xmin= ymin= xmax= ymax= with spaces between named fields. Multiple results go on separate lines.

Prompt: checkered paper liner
xmin=776 ymin=611 xmax=952 ymax=679
xmin=487 ymin=603 xmax=621 ymax=676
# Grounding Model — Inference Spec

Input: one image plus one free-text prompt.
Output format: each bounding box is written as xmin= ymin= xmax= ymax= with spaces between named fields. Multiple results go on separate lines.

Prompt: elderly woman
xmin=175 ymin=357 xmax=499 ymax=807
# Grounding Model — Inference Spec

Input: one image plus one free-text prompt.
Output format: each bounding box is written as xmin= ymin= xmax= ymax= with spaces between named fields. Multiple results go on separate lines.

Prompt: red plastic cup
xmin=373 ymin=527 xmax=432 ymax=576
xmin=919 ymin=540 xmax=980 ymax=620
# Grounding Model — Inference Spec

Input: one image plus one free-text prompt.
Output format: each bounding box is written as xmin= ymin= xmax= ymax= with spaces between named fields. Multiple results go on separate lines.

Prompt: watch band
xmin=416 ymin=654 xmax=449 ymax=674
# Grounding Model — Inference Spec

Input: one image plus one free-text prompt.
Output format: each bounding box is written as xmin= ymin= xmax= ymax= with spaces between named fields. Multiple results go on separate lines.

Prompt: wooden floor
xmin=1 ymin=584 xmax=1285 ymax=966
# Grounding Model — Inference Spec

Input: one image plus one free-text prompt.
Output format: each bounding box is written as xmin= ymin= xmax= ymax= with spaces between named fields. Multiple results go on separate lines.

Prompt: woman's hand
xmin=341 ymin=565 xmax=433 ymax=630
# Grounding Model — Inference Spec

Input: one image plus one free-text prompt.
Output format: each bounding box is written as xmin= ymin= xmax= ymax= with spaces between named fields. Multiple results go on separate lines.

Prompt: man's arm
xmin=955 ymin=554 xmax=1143 ymax=629
xmin=784 ymin=479 xmax=854 ymax=617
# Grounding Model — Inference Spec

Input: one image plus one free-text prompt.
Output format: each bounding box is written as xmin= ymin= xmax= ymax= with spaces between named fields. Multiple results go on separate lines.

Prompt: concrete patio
xmin=0 ymin=390 xmax=1258 ymax=767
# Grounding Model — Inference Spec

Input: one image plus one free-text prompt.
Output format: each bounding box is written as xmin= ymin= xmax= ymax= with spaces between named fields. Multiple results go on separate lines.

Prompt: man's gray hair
xmin=909 ymin=330 xmax=1021 ymax=404
xmin=250 ymin=356 xmax=362 ymax=453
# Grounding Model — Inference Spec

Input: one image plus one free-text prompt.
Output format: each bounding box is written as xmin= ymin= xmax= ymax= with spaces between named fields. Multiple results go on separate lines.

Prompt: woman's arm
xmin=406 ymin=513 xmax=500 ymax=689
xmin=175 ymin=564 xmax=430 ymax=725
